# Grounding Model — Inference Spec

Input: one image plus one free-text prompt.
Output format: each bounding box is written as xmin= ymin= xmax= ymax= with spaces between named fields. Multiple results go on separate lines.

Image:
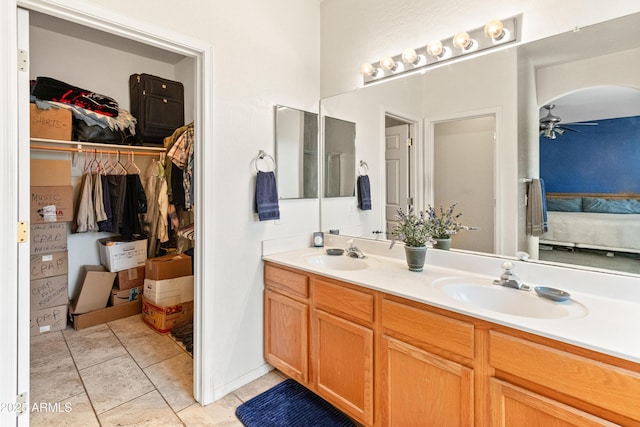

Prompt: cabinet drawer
xmin=490 ymin=331 xmax=640 ymax=422
xmin=382 ymin=298 xmax=474 ymax=359
xmin=265 ymin=264 xmax=308 ymax=299
xmin=313 ymin=278 xmax=374 ymax=325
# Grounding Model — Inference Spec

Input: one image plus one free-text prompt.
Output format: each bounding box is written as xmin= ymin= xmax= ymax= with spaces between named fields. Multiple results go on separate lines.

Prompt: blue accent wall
xmin=540 ymin=116 xmax=640 ymax=193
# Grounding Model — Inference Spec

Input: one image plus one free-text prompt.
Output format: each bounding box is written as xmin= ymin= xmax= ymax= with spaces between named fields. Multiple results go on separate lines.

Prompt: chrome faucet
xmin=345 ymin=240 xmax=366 ymax=259
xmin=493 ymin=261 xmax=530 ymax=291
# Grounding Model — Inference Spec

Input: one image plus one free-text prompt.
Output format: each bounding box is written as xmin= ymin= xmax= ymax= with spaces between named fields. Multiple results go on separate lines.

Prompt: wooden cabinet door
xmin=264 ymin=289 xmax=308 ymax=383
xmin=490 ymin=379 xmax=618 ymax=427
xmin=380 ymin=336 xmax=474 ymax=427
xmin=312 ymin=309 xmax=374 ymax=426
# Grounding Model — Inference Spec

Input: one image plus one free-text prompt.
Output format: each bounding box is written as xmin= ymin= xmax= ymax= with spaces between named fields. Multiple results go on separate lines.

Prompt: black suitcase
xmin=129 ymin=73 xmax=184 ymax=145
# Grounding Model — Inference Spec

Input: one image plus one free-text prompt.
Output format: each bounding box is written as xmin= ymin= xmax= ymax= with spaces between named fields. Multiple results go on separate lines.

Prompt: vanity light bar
xmin=360 ymin=15 xmax=520 ymax=85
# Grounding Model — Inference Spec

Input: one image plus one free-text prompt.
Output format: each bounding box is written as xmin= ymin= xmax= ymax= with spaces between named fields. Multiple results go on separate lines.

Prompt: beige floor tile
xmin=30 ymin=350 xmax=84 ymax=404
xmin=233 ymin=370 xmax=286 ymax=402
xmin=98 ymin=390 xmax=183 ymax=426
xmin=144 ymin=353 xmax=195 ymax=412
xmin=64 ymin=323 xmax=127 ymax=370
xmin=109 ymin=314 xmax=184 ymax=368
xmin=178 ymin=393 xmax=244 ymax=427
xmin=80 ymin=354 xmax=155 ymax=414
xmin=30 ymin=392 xmax=99 ymax=427
xmin=30 ymin=331 xmax=69 ymax=366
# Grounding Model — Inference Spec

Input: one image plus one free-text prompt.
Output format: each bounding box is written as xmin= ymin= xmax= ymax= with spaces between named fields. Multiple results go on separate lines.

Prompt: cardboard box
xmin=98 ymin=237 xmax=147 ymax=272
xmin=143 ymin=275 xmax=193 ymax=306
xmin=30 ymin=274 xmax=68 ymax=311
xmin=30 ymin=304 xmax=68 ymax=336
xmin=110 ymin=286 xmax=143 ymax=306
xmin=71 ymin=299 xmax=141 ymax=330
xmin=69 ymin=266 xmax=116 ymax=314
xmin=30 ymin=186 xmax=74 ymax=223
xmin=30 ymin=223 xmax=68 ymax=255
xmin=142 ymin=296 xmax=193 ymax=334
xmin=30 ymin=104 xmax=72 ymax=141
xmin=30 ymin=251 xmax=68 ymax=280
xmin=115 ymin=266 xmax=146 ymax=290
xmin=30 ymin=159 xmax=71 ymax=186
xmin=145 ymin=253 xmax=192 ymax=280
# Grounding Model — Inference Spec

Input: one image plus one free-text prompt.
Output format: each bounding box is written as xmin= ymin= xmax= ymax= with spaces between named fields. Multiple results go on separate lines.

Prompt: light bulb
xmin=453 ymin=31 xmax=472 ymax=49
xmin=484 ymin=20 xmax=506 ymax=40
xmin=426 ymin=40 xmax=443 ymax=56
xmin=401 ymin=48 xmax=418 ymax=64
xmin=360 ymin=63 xmax=376 ymax=77
xmin=379 ymin=56 xmax=397 ymax=71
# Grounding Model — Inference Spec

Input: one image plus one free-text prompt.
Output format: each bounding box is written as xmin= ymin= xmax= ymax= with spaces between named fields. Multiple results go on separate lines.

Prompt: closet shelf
xmin=30 ymin=137 xmax=166 ymax=156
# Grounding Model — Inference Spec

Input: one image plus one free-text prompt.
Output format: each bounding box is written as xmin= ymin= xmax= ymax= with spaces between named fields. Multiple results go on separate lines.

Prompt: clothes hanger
xmin=125 ymin=151 xmax=141 ymax=174
xmin=115 ymin=151 xmax=128 ymax=175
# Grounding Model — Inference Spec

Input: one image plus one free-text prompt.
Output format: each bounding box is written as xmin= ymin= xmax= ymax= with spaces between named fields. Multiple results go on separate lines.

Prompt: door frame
xmin=426 ymin=107 xmax=503 ymax=254
xmin=381 ymin=109 xmax=422 ymax=214
xmin=2 ymin=2 xmax=216 ymax=423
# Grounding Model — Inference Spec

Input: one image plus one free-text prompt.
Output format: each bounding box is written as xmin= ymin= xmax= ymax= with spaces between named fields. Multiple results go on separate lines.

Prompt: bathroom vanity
xmin=262 ymin=239 xmax=640 ymax=426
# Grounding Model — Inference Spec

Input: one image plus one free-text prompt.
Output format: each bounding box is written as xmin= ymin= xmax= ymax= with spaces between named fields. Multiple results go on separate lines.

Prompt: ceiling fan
xmin=539 ymin=104 xmax=597 ymax=139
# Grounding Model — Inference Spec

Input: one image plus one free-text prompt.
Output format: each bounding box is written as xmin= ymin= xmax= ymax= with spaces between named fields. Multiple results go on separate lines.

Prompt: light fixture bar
xmin=361 ymin=15 xmax=520 ymax=85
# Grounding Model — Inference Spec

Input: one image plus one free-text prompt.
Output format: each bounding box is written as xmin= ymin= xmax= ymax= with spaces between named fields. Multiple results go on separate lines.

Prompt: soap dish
xmin=534 ymin=286 xmax=571 ymax=302
xmin=326 ymin=248 xmax=344 ymax=256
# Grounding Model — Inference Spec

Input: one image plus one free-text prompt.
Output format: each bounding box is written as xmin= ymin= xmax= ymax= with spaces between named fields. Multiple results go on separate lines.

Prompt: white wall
xmin=536 ymin=47 xmax=640 ymax=105
xmin=320 ymin=0 xmax=640 ymax=97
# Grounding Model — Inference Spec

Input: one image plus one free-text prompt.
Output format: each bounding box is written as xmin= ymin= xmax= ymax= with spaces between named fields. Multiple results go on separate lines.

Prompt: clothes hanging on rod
xmin=142 ymin=159 xmax=169 ymax=257
xmin=71 ymin=151 xmax=147 ymax=239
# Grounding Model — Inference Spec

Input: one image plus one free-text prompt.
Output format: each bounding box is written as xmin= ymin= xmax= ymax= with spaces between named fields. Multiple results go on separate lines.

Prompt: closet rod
xmin=30 ymin=144 xmax=163 ymax=158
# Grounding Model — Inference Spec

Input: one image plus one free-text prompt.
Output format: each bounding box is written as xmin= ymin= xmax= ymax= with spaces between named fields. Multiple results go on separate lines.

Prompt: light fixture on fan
xmin=539 ymin=104 xmax=598 ymax=139
xmin=359 ymin=15 xmax=520 ymax=84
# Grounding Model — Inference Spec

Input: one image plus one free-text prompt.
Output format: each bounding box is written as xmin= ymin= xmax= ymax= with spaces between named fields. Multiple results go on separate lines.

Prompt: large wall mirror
xmin=275 ymin=105 xmax=318 ymax=199
xmin=319 ymin=11 xmax=640 ymax=276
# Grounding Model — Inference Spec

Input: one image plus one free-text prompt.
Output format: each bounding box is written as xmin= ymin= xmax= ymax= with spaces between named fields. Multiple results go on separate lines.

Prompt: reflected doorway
xmin=432 ymin=115 xmax=496 ymax=252
xmin=385 ymin=115 xmax=416 ymax=239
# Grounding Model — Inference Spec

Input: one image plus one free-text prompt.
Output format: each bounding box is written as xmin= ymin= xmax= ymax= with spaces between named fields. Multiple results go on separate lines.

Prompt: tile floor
xmin=30 ymin=314 xmax=286 ymax=426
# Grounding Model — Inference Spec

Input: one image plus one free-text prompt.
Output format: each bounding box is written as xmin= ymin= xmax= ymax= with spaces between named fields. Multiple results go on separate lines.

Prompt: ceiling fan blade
xmin=556 ymin=126 xmax=578 ymax=133
xmin=564 ymin=122 xmax=598 ymax=126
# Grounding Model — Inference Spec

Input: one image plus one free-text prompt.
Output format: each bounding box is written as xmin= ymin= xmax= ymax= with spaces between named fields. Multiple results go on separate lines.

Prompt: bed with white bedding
xmin=540 ymin=193 xmax=640 ymax=254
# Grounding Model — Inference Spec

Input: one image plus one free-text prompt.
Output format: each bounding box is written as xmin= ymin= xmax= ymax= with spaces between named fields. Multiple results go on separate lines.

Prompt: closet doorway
xmin=430 ymin=114 xmax=496 ymax=253
xmin=14 ymin=3 xmax=214 ymax=423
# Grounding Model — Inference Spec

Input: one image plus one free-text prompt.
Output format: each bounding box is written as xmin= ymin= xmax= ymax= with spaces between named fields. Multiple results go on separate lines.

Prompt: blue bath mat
xmin=235 ymin=379 xmax=356 ymax=427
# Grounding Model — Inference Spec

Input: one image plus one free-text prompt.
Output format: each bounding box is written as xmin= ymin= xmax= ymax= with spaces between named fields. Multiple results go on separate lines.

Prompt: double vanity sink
xmin=269 ymin=241 xmax=640 ymax=364
xmin=264 ymin=239 xmax=640 ymax=424
xmin=302 ymin=252 xmax=587 ymax=320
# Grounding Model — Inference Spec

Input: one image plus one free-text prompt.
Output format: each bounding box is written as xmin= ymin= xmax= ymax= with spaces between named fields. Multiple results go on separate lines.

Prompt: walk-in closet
xmin=23 ymin=6 xmax=200 ymax=424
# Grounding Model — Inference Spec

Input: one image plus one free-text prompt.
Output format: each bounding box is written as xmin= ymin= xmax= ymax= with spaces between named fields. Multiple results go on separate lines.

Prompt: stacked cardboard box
xmin=110 ymin=265 xmax=145 ymax=306
xmin=29 ymin=159 xmax=72 ymax=336
xmin=142 ymin=253 xmax=193 ymax=333
xmin=69 ymin=265 xmax=140 ymax=330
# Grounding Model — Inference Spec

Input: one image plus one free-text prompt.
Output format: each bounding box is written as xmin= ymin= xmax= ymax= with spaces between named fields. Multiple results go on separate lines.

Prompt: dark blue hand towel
xmin=255 ymin=171 xmax=280 ymax=221
xmin=357 ymin=175 xmax=371 ymax=210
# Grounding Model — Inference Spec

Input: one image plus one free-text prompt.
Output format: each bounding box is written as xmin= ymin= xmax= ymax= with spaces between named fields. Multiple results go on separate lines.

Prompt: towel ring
xmin=255 ymin=150 xmax=276 ymax=173
xmin=358 ymin=160 xmax=369 ymax=176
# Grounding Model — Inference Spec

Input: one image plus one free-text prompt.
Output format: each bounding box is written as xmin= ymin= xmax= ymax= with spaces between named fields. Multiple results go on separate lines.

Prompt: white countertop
xmin=262 ymin=239 xmax=640 ymax=365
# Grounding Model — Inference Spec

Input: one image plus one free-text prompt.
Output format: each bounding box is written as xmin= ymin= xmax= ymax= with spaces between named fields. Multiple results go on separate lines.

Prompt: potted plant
xmin=390 ymin=208 xmax=433 ymax=272
xmin=425 ymin=203 xmax=467 ymax=250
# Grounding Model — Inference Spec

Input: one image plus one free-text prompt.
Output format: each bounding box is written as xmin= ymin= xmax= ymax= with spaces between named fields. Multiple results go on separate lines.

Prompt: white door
xmin=385 ymin=124 xmax=410 ymax=239
xmin=433 ymin=116 xmax=495 ymax=253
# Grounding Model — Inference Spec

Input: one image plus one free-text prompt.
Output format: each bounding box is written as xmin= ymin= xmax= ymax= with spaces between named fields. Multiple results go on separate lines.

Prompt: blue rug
xmin=235 ymin=379 xmax=356 ymax=427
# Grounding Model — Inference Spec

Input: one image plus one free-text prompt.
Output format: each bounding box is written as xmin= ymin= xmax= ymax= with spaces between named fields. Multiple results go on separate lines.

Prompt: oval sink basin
xmin=432 ymin=277 xmax=588 ymax=319
xmin=304 ymin=255 xmax=368 ymax=271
